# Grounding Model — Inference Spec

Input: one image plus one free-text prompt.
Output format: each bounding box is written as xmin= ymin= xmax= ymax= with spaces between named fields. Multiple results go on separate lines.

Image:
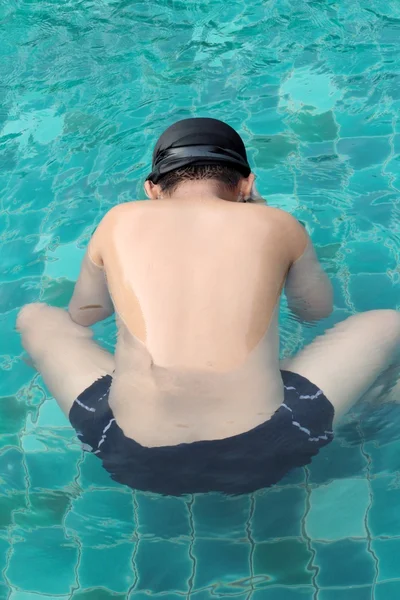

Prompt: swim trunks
xmin=69 ymin=370 xmax=334 ymax=495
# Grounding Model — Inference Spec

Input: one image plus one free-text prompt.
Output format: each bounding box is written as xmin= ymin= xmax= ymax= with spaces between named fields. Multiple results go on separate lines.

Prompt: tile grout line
xmin=186 ymin=494 xmax=197 ymax=600
xmin=126 ymin=490 xmax=140 ymax=598
xmin=4 ymin=379 xmax=36 ymax=598
xmin=245 ymin=492 xmax=256 ymax=600
xmin=66 ymin=450 xmax=86 ymax=599
xmin=357 ymin=421 xmax=379 ymax=600
xmin=301 ymin=467 xmax=320 ymax=600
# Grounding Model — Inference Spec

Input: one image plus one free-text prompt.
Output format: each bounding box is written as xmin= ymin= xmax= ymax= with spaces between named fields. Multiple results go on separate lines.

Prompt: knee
xmin=347 ymin=309 xmax=400 ymax=340
xmin=16 ymin=303 xmax=77 ymax=335
xmin=365 ymin=309 xmax=400 ymax=332
xmin=16 ymin=303 xmax=50 ymax=332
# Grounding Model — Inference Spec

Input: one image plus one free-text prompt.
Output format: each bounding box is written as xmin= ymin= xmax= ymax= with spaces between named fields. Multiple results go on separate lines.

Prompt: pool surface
xmin=1 ymin=0 xmax=400 ymax=598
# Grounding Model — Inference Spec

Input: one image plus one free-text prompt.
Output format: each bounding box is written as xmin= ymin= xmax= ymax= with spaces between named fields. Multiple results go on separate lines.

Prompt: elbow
xmin=309 ymin=303 xmax=333 ymax=322
xmin=290 ymin=306 xmax=332 ymax=323
xmin=68 ymin=303 xmax=100 ymax=327
xmin=303 ymin=278 xmax=334 ymax=322
xmin=68 ymin=303 xmax=107 ymax=327
xmin=288 ymin=295 xmax=334 ymax=323
xmin=68 ymin=306 xmax=92 ymax=327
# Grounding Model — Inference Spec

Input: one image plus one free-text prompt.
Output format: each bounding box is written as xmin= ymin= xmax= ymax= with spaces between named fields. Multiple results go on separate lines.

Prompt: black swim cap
xmin=146 ymin=118 xmax=251 ymax=184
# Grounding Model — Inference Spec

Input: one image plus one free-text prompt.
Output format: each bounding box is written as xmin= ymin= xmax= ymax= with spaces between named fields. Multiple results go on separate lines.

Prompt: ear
xmin=239 ymin=173 xmax=255 ymax=200
xmin=144 ymin=180 xmax=161 ymax=200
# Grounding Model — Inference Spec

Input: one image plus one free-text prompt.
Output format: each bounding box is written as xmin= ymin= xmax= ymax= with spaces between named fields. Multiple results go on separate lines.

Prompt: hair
xmin=157 ymin=164 xmax=243 ymax=196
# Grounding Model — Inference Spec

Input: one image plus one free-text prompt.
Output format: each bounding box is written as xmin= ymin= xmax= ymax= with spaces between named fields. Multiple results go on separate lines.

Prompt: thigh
xmin=284 ymin=310 xmax=400 ymax=420
xmin=17 ymin=303 xmax=115 ymax=416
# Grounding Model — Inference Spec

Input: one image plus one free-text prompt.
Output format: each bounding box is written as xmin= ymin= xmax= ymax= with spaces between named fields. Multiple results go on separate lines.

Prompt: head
xmin=144 ymin=118 xmax=259 ymax=202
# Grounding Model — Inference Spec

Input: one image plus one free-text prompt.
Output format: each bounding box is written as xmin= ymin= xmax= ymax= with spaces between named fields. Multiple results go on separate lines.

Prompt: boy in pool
xmin=17 ymin=118 xmax=400 ymax=495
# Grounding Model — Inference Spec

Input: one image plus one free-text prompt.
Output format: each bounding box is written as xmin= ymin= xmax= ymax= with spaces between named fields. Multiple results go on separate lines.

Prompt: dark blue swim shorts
xmin=69 ymin=370 xmax=334 ymax=495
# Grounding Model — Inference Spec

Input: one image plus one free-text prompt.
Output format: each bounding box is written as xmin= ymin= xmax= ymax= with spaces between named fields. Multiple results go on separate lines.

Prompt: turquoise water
xmin=1 ymin=0 xmax=400 ymax=597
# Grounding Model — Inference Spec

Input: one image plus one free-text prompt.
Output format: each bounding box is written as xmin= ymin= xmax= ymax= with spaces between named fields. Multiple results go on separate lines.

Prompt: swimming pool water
xmin=1 ymin=0 xmax=400 ymax=597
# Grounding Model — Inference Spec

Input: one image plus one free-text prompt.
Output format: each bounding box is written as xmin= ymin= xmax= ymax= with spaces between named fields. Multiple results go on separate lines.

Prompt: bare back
xmin=69 ymin=199 xmax=332 ymax=446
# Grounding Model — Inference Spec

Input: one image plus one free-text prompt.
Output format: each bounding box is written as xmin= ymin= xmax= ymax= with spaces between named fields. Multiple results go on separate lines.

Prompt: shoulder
xmin=88 ymin=202 xmax=145 ymax=262
xmin=249 ymin=205 xmax=309 ymax=258
xmin=95 ymin=201 xmax=148 ymax=233
xmin=99 ymin=201 xmax=144 ymax=223
xmin=251 ymin=205 xmax=305 ymax=232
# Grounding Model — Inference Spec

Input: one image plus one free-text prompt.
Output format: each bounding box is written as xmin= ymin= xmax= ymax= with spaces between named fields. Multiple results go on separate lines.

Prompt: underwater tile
xmin=0 ymin=448 xmax=26 ymax=493
xmin=21 ymin=433 xmax=47 ymax=452
xmin=3 ymin=237 xmax=45 ymax=283
xmin=189 ymin=591 xmax=248 ymax=600
xmin=65 ymin=489 xmax=135 ymax=547
xmin=246 ymin=108 xmax=286 ymax=136
xmin=372 ymin=538 xmax=400 ymax=581
xmin=349 ymin=168 xmax=393 ymax=195
xmin=0 ymin=586 xmax=8 ymax=600
xmin=253 ymin=539 xmax=313 ymax=586
xmin=135 ymin=491 xmax=190 ymax=540
xmin=259 ymin=166 xmax=295 ymax=195
xmin=0 ymin=396 xmax=29 ymax=435
xmin=266 ymin=193 xmax=299 ymax=213
xmin=318 ymin=588 xmax=373 ymax=600
xmin=78 ymin=452 xmax=122 ymax=489
xmin=337 ymin=136 xmax=391 ymax=170
xmin=0 ymin=434 xmax=19 ymax=452
xmin=360 ymin=403 xmax=400 ymax=447
xmin=343 ymin=241 xmax=396 ymax=274
xmin=279 ymin=65 xmax=343 ymax=114
xmin=287 ymin=110 xmax=338 ymax=142
xmin=24 ymin=448 xmax=81 ymax=490
xmin=369 ymin=476 xmax=400 ymax=537
xmin=0 ymin=536 xmax=9 ymax=579
xmin=192 ymin=538 xmax=251 ymax=591
xmin=35 ymin=399 xmax=70 ymax=428
xmin=8 ymin=593 xmax=71 ymax=600
xmin=383 ymin=156 xmax=400 ymax=191
xmin=336 ymin=110 xmax=393 ymax=138
xmin=252 ymin=135 xmax=298 ymax=170
xmin=313 ymin=540 xmax=376 ymax=587
xmin=78 ymin=543 xmax=136 ymax=592
xmin=251 ymin=486 xmax=306 ymax=541
xmin=71 ymin=590 xmax=126 ymax=600
xmin=307 ymin=478 xmax=369 ymax=541
xmin=252 ymin=588 xmax=314 ymax=600
xmin=307 ymin=436 xmax=367 ymax=485
xmin=394 ymin=134 xmax=400 ymax=154
xmin=6 ymin=526 xmax=78 ymax=594
xmin=376 ymin=581 xmax=400 ymax=599
xmin=134 ymin=538 xmax=191 ymax=593
xmin=302 ymin=141 xmax=335 ymax=159
xmin=9 ymin=592 xmax=70 ymax=600
xmin=0 ymin=278 xmax=40 ymax=314
xmin=40 ymin=276 xmax=75 ymax=309
xmin=365 ymin=440 xmax=400 ymax=477
xmin=14 ymin=490 xmax=73 ymax=529
xmin=192 ymin=492 xmax=250 ymax=539
xmin=276 ymin=467 xmax=306 ymax=486
xmin=128 ymin=593 xmax=187 ymax=600
xmin=349 ymin=274 xmax=398 ymax=312
xmin=36 ymin=427 xmax=77 ymax=451
xmin=351 ymin=191 xmax=397 ymax=232
xmin=0 ymin=492 xmax=27 ymax=529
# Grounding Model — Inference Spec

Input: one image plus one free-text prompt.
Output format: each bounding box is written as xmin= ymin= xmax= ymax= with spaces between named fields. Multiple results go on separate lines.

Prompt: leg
xmin=17 ymin=303 xmax=114 ymax=416
xmin=283 ymin=310 xmax=400 ymax=422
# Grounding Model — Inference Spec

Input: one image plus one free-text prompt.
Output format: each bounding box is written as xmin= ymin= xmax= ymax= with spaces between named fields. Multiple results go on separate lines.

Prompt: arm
xmin=68 ymin=220 xmax=114 ymax=327
xmin=284 ymin=226 xmax=333 ymax=322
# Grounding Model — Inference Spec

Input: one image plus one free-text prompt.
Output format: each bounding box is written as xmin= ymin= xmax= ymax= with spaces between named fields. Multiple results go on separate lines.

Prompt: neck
xmin=164 ymin=181 xmax=238 ymax=202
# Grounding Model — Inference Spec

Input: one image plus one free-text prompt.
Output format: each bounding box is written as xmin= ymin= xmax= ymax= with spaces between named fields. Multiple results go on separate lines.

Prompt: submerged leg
xmin=283 ymin=310 xmax=400 ymax=422
xmin=17 ymin=303 xmax=114 ymax=416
